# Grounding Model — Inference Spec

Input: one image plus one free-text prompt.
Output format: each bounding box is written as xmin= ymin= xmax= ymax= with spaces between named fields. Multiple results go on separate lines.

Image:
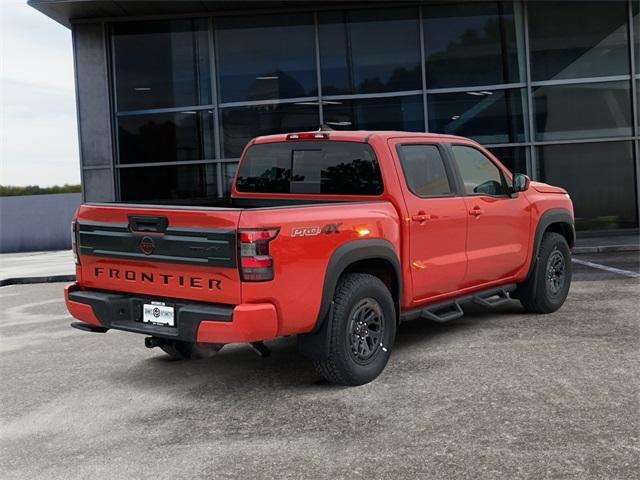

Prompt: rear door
xmin=75 ymin=204 xmax=242 ymax=304
xmin=391 ymin=140 xmax=468 ymax=303
xmin=448 ymin=144 xmax=530 ymax=287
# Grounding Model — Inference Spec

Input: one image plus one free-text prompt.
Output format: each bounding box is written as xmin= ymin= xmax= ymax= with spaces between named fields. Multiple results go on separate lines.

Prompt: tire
xmin=313 ymin=273 xmax=396 ymax=386
xmin=517 ymin=232 xmax=572 ymax=314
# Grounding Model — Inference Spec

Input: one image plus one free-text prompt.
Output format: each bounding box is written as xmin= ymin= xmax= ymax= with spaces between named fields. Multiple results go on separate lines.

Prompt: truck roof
xmin=252 ymin=130 xmax=472 ymax=145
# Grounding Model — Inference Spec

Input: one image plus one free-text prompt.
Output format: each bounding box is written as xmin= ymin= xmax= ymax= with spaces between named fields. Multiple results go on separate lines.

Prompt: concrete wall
xmin=0 ymin=193 xmax=82 ymax=253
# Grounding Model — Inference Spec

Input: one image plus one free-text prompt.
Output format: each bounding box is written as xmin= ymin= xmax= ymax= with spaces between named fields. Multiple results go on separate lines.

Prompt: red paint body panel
xmin=68 ymin=131 xmax=574 ymax=345
xmin=196 ymin=303 xmax=278 ymax=343
xmin=65 ymin=284 xmax=101 ymax=326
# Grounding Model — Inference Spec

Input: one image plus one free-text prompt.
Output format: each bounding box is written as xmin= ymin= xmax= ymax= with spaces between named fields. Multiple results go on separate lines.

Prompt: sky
xmin=1 ymin=0 xmax=79 ymax=186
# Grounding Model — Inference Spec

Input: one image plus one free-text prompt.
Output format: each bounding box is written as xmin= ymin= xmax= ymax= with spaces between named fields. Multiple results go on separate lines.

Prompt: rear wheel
xmin=517 ymin=232 xmax=571 ymax=313
xmin=313 ymin=273 xmax=396 ymax=386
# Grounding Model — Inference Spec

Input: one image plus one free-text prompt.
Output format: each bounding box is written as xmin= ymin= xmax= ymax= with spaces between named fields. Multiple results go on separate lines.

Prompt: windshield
xmin=235 ymin=141 xmax=383 ymax=195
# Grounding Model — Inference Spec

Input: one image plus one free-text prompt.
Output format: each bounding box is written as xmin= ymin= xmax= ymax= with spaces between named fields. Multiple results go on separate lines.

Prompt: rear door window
xmin=236 ymin=141 xmax=383 ymax=195
xmin=398 ymin=144 xmax=452 ymax=197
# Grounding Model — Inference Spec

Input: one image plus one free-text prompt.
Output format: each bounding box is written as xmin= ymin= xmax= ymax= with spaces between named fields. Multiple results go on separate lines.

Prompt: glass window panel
xmin=427 ymin=88 xmax=527 ymax=143
xmin=323 ymin=95 xmax=424 ymax=132
xmin=113 ymin=19 xmax=210 ymax=111
xmin=119 ymin=164 xmax=219 ymax=204
xmin=487 ymin=146 xmax=528 ymax=175
xmin=235 ymin=142 xmax=383 ymax=195
xmin=398 ymin=145 xmax=452 ymax=197
xmin=319 ymin=8 xmax=421 ymax=95
xmin=216 ymin=14 xmax=316 ymax=103
xmin=423 ymin=1 xmax=524 ymax=88
xmin=118 ymin=110 xmax=215 ymax=164
xmin=220 ymin=103 xmax=319 ymax=158
xmin=538 ymin=142 xmax=637 ymax=230
xmin=528 ymin=1 xmax=629 ymax=81
xmin=533 ymin=81 xmax=632 ymax=141
xmin=451 ymin=145 xmax=508 ymax=196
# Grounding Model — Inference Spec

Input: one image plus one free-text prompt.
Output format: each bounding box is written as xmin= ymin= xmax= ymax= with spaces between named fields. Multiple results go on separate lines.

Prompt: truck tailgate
xmin=75 ymin=204 xmax=241 ymax=305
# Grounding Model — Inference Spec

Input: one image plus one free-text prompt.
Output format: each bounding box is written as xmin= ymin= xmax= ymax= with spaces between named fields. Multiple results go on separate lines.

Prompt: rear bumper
xmin=64 ymin=283 xmax=278 ymax=343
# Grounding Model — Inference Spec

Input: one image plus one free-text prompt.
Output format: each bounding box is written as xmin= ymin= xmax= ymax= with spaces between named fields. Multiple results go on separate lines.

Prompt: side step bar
xmin=400 ymin=284 xmax=516 ymax=324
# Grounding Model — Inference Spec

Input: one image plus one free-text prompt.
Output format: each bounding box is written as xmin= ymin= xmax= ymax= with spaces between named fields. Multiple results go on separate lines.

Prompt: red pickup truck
xmin=65 ymin=130 xmax=574 ymax=385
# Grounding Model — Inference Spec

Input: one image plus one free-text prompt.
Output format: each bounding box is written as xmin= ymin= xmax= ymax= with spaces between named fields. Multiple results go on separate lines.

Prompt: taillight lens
xmin=238 ymin=228 xmax=279 ymax=281
xmin=71 ymin=220 xmax=80 ymax=265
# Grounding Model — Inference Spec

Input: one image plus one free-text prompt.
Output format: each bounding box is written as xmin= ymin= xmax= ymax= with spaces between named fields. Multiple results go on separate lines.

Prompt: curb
xmin=573 ymin=245 xmax=639 ymax=255
xmin=0 ymin=274 xmax=76 ymax=287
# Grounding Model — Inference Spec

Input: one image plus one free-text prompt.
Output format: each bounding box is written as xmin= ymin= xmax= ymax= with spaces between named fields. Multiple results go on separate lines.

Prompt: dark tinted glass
xmin=528 ymin=1 xmax=629 ymax=81
xmin=399 ymin=145 xmax=451 ymax=197
xmin=538 ymin=142 xmax=637 ymax=230
xmin=323 ymin=95 xmax=424 ymax=132
xmin=319 ymin=8 xmax=421 ymax=95
xmin=236 ymin=142 xmax=383 ymax=195
xmin=216 ymin=14 xmax=316 ymax=103
xmin=428 ymin=89 xmax=527 ymax=143
xmin=423 ymin=2 xmax=523 ymax=88
xmin=119 ymin=164 xmax=219 ymax=204
xmin=113 ymin=19 xmax=210 ymax=111
xmin=118 ymin=111 xmax=215 ymax=164
xmin=487 ymin=146 xmax=528 ymax=175
xmin=451 ymin=146 xmax=508 ymax=196
xmin=533 ymin=81 xmax=632 ymax=141
xmin=221 ymin=103 xmax=319 ymax=158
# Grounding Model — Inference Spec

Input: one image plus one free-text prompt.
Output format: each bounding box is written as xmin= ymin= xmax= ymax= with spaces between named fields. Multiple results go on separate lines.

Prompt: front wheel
xmin=517 ymin=232 xmax=572 ymax=313
xmin=313 ymin=273 xmax=396 ymax=386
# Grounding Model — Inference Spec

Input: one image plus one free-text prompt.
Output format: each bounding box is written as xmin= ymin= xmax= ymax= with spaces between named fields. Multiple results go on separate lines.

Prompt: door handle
xmin=411 ymin=211 xmax=431 ymax=224
xmin=469 ymin=206 xmax=484 ymax=216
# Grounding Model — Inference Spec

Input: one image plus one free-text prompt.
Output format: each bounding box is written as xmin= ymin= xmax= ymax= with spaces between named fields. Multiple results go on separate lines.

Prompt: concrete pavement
xmin=0 ymin=250 xmax=75 ymax=286
xmin=1 ymin=272 xmax=638 ymax=479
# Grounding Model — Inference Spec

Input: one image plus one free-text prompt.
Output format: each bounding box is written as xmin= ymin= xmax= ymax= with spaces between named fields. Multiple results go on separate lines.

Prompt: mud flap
xmin=297 ymin=302 xmax=334 ymax=361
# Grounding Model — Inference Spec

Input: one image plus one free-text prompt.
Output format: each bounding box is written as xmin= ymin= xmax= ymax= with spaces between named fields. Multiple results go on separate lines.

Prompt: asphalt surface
xmin=1 ymin=252 xmax=639 ymax=479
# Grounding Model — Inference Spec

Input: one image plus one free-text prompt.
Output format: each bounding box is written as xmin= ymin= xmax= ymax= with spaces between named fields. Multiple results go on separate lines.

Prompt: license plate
xmin=142 ymin=302 xmax=175 ymax=327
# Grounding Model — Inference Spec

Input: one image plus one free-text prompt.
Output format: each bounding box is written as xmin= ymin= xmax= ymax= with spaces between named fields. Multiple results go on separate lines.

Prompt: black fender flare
xmin=298 ymin=238 xmax=401 ymax=360
xmin=514 ymin=208 xmax=574 ymax=300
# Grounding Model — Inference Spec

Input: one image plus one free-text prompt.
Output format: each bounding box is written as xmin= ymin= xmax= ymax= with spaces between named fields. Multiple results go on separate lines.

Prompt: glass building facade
xmin=105 ymin=1 xmax=640 ymax=230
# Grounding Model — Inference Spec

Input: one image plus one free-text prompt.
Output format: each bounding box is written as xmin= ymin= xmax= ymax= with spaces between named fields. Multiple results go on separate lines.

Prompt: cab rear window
xmin=235 ymin=141 xmax=383 ymax=195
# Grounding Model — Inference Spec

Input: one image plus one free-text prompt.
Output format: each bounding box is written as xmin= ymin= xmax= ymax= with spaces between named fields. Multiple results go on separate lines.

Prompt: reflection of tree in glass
xmin=321 ymin=159 xmax=382 ymax=195
xmin=236 ymin=166 xmax=290 ymax=193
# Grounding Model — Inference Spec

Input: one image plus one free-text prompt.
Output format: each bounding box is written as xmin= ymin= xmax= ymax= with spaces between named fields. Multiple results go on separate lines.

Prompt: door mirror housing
xmin=512 ymin=173 xmax=530 ymax=194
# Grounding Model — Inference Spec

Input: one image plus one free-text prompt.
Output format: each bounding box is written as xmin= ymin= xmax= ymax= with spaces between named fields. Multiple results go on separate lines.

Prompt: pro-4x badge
xmin=291 ymin=223 xmax=342 ymax=237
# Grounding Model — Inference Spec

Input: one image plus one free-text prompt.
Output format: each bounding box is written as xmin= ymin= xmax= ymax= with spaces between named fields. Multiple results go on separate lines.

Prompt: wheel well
xmin=341 ymin=258 xmax=400 ymax=318
xmin=544 ymin=222 xmax=575 ymax=248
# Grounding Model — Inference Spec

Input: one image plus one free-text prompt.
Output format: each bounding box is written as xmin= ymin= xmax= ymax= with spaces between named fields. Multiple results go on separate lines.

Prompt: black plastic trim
xmin=68 ymin=289 xmax=233 ymax=342
xmin=525 ymin=208 xmax=575 ymax=281
xmin=77 ymin=220 xmax=237 ymax=267
xmin=312 ymin=239 xmax=401 ymax=333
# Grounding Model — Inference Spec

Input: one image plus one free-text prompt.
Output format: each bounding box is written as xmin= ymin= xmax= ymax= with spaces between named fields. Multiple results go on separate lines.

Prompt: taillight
xmin=287 ymin=132 xmax=329 ymax=140
xmin=238 ymin=228 xmax=279 ymax=282
xmin=71 ymin=220 xmax=80 ymax=265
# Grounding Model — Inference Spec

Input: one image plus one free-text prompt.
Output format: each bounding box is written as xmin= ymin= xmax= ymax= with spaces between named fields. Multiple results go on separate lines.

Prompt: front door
xmin=392 ymin=142 xmax=468 ymax=303
xmin=449 ymin=144 xmax=531 ymax=288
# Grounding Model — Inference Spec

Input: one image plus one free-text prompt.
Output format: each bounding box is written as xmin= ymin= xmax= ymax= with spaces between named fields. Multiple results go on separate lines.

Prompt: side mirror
xmin=512 ymin=173 xmax=530 ymax=193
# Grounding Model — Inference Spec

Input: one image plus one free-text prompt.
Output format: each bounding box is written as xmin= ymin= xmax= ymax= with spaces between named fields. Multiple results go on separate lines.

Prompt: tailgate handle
xmin=128 ymin=215 xmax=168 ymax=233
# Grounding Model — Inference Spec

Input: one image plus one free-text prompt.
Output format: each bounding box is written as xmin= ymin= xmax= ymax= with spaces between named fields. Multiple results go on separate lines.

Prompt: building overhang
xmin=27 ymin=0 xmax=376 ymax=28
